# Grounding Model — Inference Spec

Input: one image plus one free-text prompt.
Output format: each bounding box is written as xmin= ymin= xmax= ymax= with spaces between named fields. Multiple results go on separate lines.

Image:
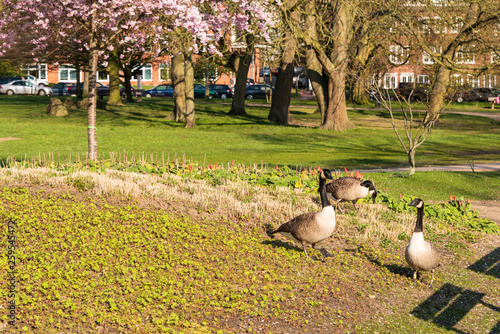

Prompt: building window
xmin=451 ymin=74 xmax=463 ymax=86
xmin=384 ymin=73 xmax=398 ymax=89
xmin=22 ymin=63 xmax=48 ymax=83
xmin=389 ymin=45 xmax=409 ymax=65
xmin=417 ymin=75 xmax=429 ymax=84
xmin=97 ymin=70 xmax=109 ymax=82
xmin=491 ymin=52 xmax=499 ymax=64
xmin=59 ymin=65 xmax=78 ymax=82
xmin=400 ymin=73 xmax=415 ymax=83
xmin=159 ymin=63 xmax=171 ymax=82
xmin=484 ymin=75 xmax=496 ymax=88
xmin=457 ymin=45 xmax=475 ymax=64
xmin=467 ymin=75 xmax=479 ymax=88
xmin=132 ymin=64 xmax=152 ymax=81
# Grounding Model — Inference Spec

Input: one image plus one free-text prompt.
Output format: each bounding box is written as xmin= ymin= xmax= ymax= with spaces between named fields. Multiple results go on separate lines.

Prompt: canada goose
xmin=405 ymin=198 xmax=440 ymax=287
xmin=269 ymin=168 xmax=336 ymax=259
xmin=325 ymin=177 xmax=377 ymax=213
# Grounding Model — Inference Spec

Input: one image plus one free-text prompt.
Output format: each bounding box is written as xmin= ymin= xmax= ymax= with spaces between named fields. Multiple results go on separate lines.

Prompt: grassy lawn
xmin=0 ymin=95 xmax=499 ymax=170
xmin=0 ymin=167 xmax=498 ymax=333
xmin=0 ymin=95 xmax=499 ymax=333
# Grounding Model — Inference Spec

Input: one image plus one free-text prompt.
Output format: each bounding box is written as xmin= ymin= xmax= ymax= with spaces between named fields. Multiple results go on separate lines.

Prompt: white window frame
xmin=132 ymin=64 xmax=152 ymax=81
xmin=59 ymin=65 xmax=78 ymax=82
xmin=159 ymin=63 xmax=171 ymax=82
xmin=389 ymin=45 xmax=409 ymax=65
xmin=417 ymin=75 xmax=429 ymax=84
xmin=467 ymin=74 xmax=479 ymax=88
xmin=97 ymin=70 xmax=109 ymax=82
xmin=383 ymin=73 xmax=398 ymax=89
xmin=400 ymin=73 xmax=415 ymax=83
xmin=484 ymin=75 xmax=496 ymax=88
xmin=451 ymin=74 xmax=463 ymax=86
xmin=457 ymin=45 xmax=475 ymax=64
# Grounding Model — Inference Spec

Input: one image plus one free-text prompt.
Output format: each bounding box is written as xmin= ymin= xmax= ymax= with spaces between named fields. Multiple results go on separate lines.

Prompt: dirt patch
xmin=471 ymin=200 xmax=500 ymax=225
xmin=0 ymin=137 xmax=21 ymax=142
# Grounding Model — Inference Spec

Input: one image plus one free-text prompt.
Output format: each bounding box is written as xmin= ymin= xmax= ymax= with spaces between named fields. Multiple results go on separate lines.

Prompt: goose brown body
xmin=269 ymin=169 xmax=336 ymax=258
xmin=325 ymin=177 xmax=377 ymax=212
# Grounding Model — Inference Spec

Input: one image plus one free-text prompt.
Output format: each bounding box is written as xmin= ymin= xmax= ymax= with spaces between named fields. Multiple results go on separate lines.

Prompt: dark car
xmin=193 ymin=84 xmax=216 ymax=99
xmin=397 ymin=82 xmax=430 ymax=101
xmin=208 ymin=84 xmax=233 ymax=99
xmin=0 ymin=76 xmax=24 ymax=85
xmin=51 ymin=82 xmax=73 ymax=96
xmin=143 ymin=84 xmax=174 ymax=98
xmin=245 ymin=84 xmax=274 ymax=99
xmin=456 ymin=87 xmax=500 ymax=102
xmin=97 ymin=84 xmax=136 ymax=97
xmin=68 ymin=82 xmax=106 ymax=96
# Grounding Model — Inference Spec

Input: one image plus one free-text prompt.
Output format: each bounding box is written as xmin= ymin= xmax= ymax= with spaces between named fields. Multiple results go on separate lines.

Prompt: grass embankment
xmin=0 ymin=167 xmax=499 ymax=333
xmin=0 ymin=96 xmax=499 ymax=170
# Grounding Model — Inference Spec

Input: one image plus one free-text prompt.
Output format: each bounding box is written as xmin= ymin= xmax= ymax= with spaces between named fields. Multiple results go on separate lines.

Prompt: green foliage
xmin=376 ymin=192 xmax=499 ymax=234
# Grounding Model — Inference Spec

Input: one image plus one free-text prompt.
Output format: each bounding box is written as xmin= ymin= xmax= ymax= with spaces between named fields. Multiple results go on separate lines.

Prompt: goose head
xmin=408 ymin=198 xmax=424 ymax=209
xmin=320 ymin=169 xmax=334 ymax=181
xmin=361 ymin=180 xmax=378 ymax=203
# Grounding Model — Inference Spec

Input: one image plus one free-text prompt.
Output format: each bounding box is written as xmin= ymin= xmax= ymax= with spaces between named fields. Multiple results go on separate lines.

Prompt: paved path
xmin=358 ymin=163 xmax=500 ymax=173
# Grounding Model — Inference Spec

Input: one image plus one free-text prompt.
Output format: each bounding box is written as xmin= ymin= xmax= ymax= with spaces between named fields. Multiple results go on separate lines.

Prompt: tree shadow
xmin=344 ymin=248 xmax=412 ymax=278
xmin=467 ymin=247 xmax=500 ymax=279
xmin=411 ymin=283 xmax=500 ymax=334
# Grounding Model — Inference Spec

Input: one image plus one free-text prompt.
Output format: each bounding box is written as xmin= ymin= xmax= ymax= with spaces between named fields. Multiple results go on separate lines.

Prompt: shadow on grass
xmin=467 ymin=247 xmax=500 ymax=279
xmin=411 ymin=283 xmax=500 ymax=334
xmin=261 ymin=239 xmax=305 ymax=255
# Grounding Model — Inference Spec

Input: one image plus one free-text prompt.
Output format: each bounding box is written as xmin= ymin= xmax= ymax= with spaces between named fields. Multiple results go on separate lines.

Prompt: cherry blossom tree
xmin=1 ymin=0 xmax=274 ymax=156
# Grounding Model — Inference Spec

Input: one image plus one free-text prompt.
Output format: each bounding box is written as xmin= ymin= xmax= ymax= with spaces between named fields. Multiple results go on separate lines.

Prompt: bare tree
xmin=372 ymin=82 xmax=445 ymax=174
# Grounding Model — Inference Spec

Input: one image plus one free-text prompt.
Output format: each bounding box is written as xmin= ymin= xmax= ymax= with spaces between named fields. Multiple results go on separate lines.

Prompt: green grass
xmin=368 ymin=171 xmax=500 ymax=201
xmin=0 ymin=95 xmax=499 ymax=170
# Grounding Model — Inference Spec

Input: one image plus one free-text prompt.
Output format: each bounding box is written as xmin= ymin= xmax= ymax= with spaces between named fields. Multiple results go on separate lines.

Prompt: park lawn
xmin=0 ymin=95 xmax=498 ymax=171
xmin=0 ymin=167 xmax=498 ymax=333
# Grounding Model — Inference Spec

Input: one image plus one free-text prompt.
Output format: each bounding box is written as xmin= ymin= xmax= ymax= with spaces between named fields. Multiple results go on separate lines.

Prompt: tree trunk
xmin=352 ymin=70 xmax=370 ymax=104
xmin=87 ymin=47 xmax=98 ymax=161
xmin=83 ymin=71 xmax=89 ymax=98
xmin=426 ymin=66 xmax=450 ymax=126
xmin=169 ymin=52 xmax=186 ymax=122
xmin=121 ymin=69 xmax=135 ymax=104
xmin=320 ymin=3 xmax=353 ymax=131
xmin=268 ymin=10 xmax=299 ymax=125
xmin=184 ymin=52 xmax=195 ymax=128
xmin=305 ymin=1 xmax=327 ymax=119
xmin=107 ymin=47 xmax=123 ymax=106
xmin=322 ymin=68 xmax=353 ymax=131
xmin=75 ymin=64 xmax=82 ymax=99
xmin=408 ymin=148 xmax=416 ymax=175
xmin=229 ymin=35 xmax=254 ymax=116
xmin=228 ymin=52 xmax=251 ymax=116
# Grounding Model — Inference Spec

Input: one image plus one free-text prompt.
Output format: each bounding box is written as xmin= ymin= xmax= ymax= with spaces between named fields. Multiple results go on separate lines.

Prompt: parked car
xmin=51 ymin=82 xmax=73 ymax=96
xmin=259 ymin=67 xmax=271 ymax=77
xmin=209 ymin=84 xmax=233 ymax=99
xmin=0 ymin=80 xmax=52 ymax=96
xmin=193 ymin=84 xmax=216 ymax=99
xmin=246 ymin=78 xmax=255 ymax=86
xmin=143 ymin=84 xmax=174 ymax=98
xmin=0 ymin=76 xmax=24 ymax=85
xmin=456 ymin=87 xmax=500 ymax=102
xmin=67 ymin=82 xmax=106 ymax=96
xmin=245 ymin=84 xmax=274 ymax=99
xmin=25 ymin=74 xmax=49 ymax=86
xmin=397 ymin=82 xmax=430 ymax=101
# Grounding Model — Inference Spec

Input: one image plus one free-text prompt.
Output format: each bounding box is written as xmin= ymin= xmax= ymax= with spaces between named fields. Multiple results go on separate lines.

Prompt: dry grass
xmin=0 ymin=167 xmax=421 ymax=242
